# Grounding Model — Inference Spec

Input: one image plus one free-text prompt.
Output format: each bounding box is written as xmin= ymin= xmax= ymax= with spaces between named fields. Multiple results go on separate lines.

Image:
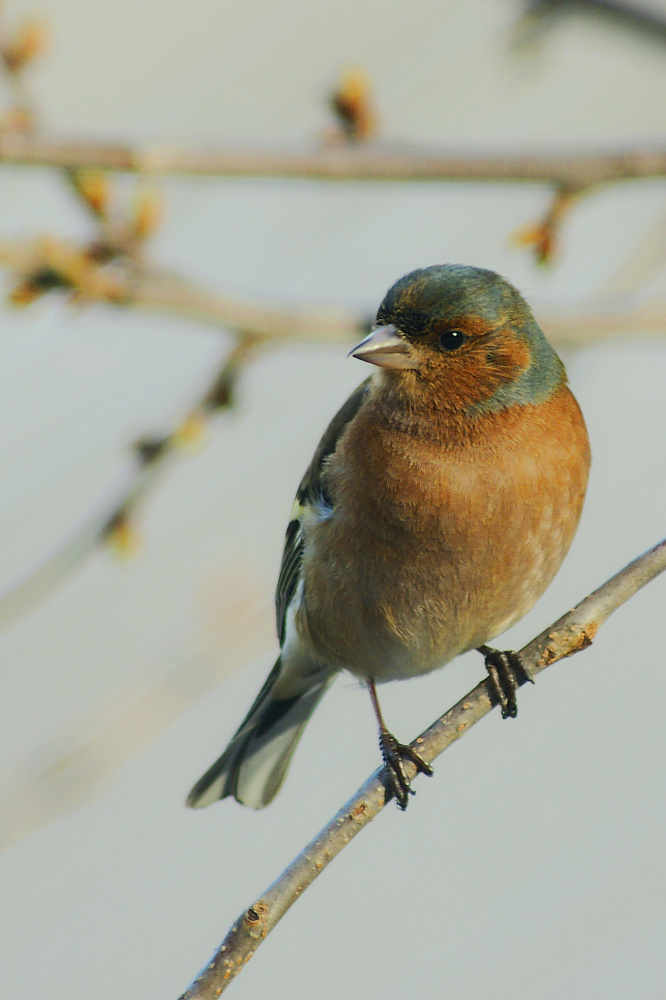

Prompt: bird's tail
xmin=186 ymin=656 xmax=333 ymax=809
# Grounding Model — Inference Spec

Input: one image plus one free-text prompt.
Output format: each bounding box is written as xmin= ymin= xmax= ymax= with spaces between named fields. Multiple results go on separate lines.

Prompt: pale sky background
xmin=1 ymin=1 xmax=666 ymax=998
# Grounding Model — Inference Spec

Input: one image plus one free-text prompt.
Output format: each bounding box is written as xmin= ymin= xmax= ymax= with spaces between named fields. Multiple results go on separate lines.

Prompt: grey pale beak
xmin=349 ymin=325 xmax=418 ymax=370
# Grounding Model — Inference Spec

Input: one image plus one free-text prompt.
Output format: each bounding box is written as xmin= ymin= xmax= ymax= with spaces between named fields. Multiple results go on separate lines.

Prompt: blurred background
xmin=1 ymin=1 xmax=666 ymax=997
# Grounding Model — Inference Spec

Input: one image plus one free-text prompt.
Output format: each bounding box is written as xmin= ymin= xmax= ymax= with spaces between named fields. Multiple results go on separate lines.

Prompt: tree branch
xmin=0 ymin=134 xmax=664 ymax=187
xmin=2 ymin=238 xmax=665 ymax=347
xmin=517 ymin=0 xmax=666 ymax=48
xmin=0 ymin=337 xmax=257 ymax=630
xmin=0 ymin=588 xmax=272 ymax=853
xmin=177 ymin=534 xmax=666 ymax=999
xmin=126 ymin=267 xmax=366 ymax=343
xmin=103 ymin=267 xmax=666 ymax=347
xmin=533 ymin=300 xmax=666 ymax=346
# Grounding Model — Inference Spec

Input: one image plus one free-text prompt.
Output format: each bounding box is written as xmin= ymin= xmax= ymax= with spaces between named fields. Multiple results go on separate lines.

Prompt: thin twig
xmin=0 ymin=15 xmax=47 ymax=128
xmin=0 ymin=134 xmax=664 ymax=187
xmin=0 ymin=453 xmax=169 ymax=628
xmin=0 ymin=590 xmax=273 ymax=853
xmin=593 ymin=211 xmax=666 ymax=298
xmin=0 ymin=338 xmax=256 ymax=631
xmin=116 ymin=267 xmax=666 ymax=347
xmin=517 ymin=0 xmax=666 ymax=47
xmin=535 ymin=300 xmax=666 ymax=346
xmin=2 ymin=237 xmax=666 ymax=346
xmin=127 ymin=268 xmax=367 ymax=343
xmin=177 ymin=535 xmax=666 ymax=999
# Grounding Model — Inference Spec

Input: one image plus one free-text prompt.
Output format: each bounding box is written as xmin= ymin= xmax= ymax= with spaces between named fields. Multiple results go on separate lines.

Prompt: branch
xmin=517 ymin=0 xmax=666 ymax=47
xmin=133 ymin=275 xmax=666 ymax=347
xmin=0 ymin=338 xmax=258 ymax=630
xmin=0 ymin=449 xmax=173 ymax=628
xmin=534 ymin=300 xmax=666 ymax=346
xmin=0 ymin=134 xmax=664 ymax=187
xmin=0 ymin=588 xmax=272 ymax=853
xmin=593 ymin=209 xmax=666 ymax=298
xmin=112 ymin=267 xmax=666 ymax=348
xmin=126 ymin=267 xmax=366 ymax=343
xmin=2 ymin=237 xmax=666 ymax=347
xmin=177 ymin=535 xmax=666 ymax=999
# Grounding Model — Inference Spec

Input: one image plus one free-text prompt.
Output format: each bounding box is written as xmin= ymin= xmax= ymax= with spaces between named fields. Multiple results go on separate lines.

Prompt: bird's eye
xmin=439 ymin=329 xmax=467 ymax=351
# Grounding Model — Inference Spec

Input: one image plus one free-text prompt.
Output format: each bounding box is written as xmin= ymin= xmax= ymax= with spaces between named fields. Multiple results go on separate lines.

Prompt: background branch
xmin=0 ymin=134 xmax=664 ymax=186
xmin=2 ymin=237 xmax=665 ymax=348
xmin=177 ymin=534 xmax=666 ymax=999
xmin=0 ymin=588 xmax=272 ymax=853
xmin=0 ymin=337 xmax=258 ymax=629
xmin=516 ymin=0 xmax=666 ymax=48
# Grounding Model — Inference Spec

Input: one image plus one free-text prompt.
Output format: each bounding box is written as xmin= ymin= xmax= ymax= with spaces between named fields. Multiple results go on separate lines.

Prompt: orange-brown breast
xmin=297 ymin=382 xmax=590 ymax=681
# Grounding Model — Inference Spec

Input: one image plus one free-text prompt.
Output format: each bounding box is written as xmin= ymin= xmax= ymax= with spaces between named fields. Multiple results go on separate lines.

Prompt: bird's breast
xmin=297 ymin=385 xmax=590 ymax=682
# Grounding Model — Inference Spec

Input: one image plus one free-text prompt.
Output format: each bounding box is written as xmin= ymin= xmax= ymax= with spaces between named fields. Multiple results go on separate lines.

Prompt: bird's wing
xmin=275 ymin=378 xmax=370 ymax=644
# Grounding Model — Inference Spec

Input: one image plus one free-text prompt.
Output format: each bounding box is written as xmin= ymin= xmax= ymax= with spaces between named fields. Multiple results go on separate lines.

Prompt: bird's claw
xmin=478 ymin=645 xmax=534 ymax=719
xmin=378 ymin=728 xmax=433 ymax=810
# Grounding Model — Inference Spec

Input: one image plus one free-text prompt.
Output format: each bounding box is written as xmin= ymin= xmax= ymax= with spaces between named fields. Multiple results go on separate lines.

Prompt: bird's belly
xmin=297 ymin=462 xmax=582 ymax=683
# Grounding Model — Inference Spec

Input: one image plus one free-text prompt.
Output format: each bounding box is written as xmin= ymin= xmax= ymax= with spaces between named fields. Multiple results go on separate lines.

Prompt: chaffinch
xmin=187 ymin=264 xmax=590 ymax=811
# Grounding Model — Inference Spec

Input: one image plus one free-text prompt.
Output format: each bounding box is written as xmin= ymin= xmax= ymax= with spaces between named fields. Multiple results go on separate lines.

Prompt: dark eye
xmin=439 ymin=329 xmax=467 ymax=351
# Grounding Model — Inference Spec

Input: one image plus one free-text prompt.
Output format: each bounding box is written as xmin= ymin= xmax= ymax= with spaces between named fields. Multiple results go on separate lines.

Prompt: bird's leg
xmin=477 ymin=645 xmax=535 ymax=719
xmin=367 ymin=679 xmax=433 ymax=810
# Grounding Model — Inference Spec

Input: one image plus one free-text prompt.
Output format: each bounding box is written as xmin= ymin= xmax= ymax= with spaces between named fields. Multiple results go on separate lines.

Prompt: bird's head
xmin=350 ymin=264 xmax=565 ymax=415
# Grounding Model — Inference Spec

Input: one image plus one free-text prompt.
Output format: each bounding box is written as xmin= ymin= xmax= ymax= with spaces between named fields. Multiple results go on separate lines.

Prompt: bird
xmin=187 ymin=264 xmax=590 ymax=811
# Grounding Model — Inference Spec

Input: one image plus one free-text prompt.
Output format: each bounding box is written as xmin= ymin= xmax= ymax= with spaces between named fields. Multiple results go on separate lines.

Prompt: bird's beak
xmin=349 ymin=325 xmax=419 ymax=370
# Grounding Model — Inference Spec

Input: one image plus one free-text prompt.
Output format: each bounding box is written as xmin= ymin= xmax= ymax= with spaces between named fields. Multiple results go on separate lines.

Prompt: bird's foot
xmin=378 ymin=727 xmax=433 ymax=810
xmin=477 ymin=645 xmax=534 ymax=719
